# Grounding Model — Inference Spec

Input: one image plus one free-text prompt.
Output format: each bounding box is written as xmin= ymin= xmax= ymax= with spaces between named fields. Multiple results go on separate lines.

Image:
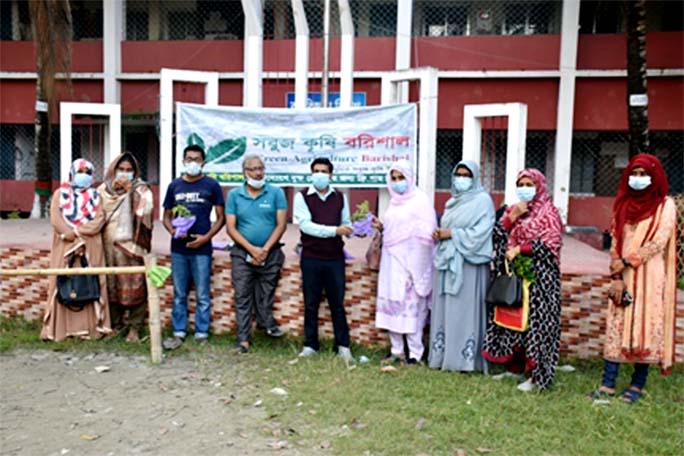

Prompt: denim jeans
xmin=171 ymin=252 xmax=212 ymax=339
xmin=601 ymin=360 xmax=650 ymax=390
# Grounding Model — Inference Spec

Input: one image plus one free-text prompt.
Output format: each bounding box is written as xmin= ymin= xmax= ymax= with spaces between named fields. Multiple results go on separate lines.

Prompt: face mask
xmin=391 ymin=180 xmax=408 ymax=194
xmin=516 ymin=186 xmax=536 ymax=202
xmin=452 ymin=176 xmax=473 ymax=193
xmin=628 ymin=175 xmax=652 ymax=191
xmin=116 ymin=171 xmax=134 ymax=182
xmin=247 ymin=177 xmax=265 ymax=189
xmin=311 ymin=172 xmax=330 ymax=190
xmin=184 ymin=162 xmax=203 ymax=177
xmin=73 ymin=173 xmax=92 ymax=188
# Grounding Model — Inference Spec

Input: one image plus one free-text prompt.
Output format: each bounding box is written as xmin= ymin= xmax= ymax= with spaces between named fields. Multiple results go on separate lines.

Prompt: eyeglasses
xmin=245 ymin=166 xmax=265 ymax=172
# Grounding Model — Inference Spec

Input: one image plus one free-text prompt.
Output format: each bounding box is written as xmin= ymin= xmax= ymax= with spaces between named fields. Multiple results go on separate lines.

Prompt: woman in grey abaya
xmin=428 ymin=160 xmax=495 ymax=372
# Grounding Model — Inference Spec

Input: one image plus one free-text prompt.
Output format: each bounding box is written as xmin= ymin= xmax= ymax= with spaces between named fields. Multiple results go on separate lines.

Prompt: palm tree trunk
xmin=626 ymin=0 xmax=649 ymax=158
xmin=33 ymin=68 xmax=52 ymax=218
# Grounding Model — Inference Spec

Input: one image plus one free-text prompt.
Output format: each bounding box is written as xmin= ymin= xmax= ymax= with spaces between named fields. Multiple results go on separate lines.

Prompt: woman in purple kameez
xmin=373 ymin=161 xmax=437 ymax=364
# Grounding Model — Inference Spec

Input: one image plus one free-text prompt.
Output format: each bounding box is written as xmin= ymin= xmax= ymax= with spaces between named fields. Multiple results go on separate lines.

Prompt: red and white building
xmin=1 ymin=0 xmax=682 ymax=231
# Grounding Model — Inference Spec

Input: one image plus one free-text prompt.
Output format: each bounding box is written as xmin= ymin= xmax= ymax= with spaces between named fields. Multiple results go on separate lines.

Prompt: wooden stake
xmin=144 ymin=254 xmax=163 ymax=364
xmin=0 ymin=266 xmax=146 ymax=276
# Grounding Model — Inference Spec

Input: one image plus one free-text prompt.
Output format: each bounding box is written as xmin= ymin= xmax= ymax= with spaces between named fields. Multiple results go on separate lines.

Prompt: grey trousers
xmin=230 ymin=245 xmax=285 ymax=343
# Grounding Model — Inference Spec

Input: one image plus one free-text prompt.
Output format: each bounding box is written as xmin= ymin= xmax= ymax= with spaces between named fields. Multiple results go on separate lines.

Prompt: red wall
xmin=0 ymin=80 xmax=103 ymax=123
xmin=574 ymin=77 xmax=684 ymax=130
xmin=121 ymin=41 xmax=243 ymax=73
xmin=0 ymin=41 xmax=102 ymax=73
xmin=577 ymin=32 xmax=684 ymax=70
xmin=437 ymin=79 xmax=559 ymax=129
xmin=412 ymin=35 xmax=560 ymax=70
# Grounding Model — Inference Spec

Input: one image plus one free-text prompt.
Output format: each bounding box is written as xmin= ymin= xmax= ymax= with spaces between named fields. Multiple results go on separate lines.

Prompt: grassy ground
xmin=1 ymin=316 xmax=683 ymax=455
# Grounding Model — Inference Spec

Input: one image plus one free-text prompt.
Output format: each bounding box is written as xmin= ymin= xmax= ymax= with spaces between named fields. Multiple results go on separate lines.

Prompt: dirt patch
xmin=0 ymin=350 xmax=298 ymax=455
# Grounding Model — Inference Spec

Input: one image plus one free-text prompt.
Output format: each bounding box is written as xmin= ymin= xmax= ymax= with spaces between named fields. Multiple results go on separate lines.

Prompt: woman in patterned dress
xmin=41 ymin=159 xmax=111 ymax=341
xmin=589 ymin=154 xmax=677 ymax=404
xmin=482 ymin=168 xmax=563 ymax=391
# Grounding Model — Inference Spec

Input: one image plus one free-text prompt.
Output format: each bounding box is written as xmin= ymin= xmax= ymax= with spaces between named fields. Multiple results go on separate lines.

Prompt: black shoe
xmin=406 ymin=358 xmax=422 ymax=365
xmin=234 ymin=343 xmax=250 ymax=354
xmin=266 ymin=327 xmax=285 ymax=338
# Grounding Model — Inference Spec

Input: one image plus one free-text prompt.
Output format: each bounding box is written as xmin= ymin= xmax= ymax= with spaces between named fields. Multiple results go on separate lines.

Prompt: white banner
xmin=176 ymin=103 xmax=416 ymax=187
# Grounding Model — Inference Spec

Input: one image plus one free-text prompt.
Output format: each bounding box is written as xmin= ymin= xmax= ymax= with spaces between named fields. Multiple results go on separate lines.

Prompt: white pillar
xmin=395 ymin=0 xmax=413 ymax=103
xmin=103 ymin=0 xmax=123 ymax=104
xmin=241 ymin=0 xmax=263 ymax=108
xmin=159 ymin=69 xmax=219 ymax=220
xmin=291 ymin=0 xmax=309 ymax=109
xmin=338 ymin=0 xmax=354 ymax=108
xmin=462 ymin=103 xmax=528 ymax=205
xmin=380 ymin=68 xmax=439 ymax=216
xmin=553 ymin=0 xmax=581 ymax=224
xmin=59 ymin=102 xmax=121 ymax=182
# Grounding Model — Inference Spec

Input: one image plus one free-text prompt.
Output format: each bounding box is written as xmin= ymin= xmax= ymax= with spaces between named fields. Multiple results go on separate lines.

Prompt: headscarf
xmin=434 ymin=160 xmax=495 ymax=295
xmin=383 ymin=160 xmax=436 ymax=246
xmin=100 ymin=152 xmax=153 ymax=253
xmin=59 ymin=158 xmax=100 ymax=228
xmin=612 ymin=154 xmax=669 ymax=256
xmin=103 ymin=151 xmax=144 ymax=195
xmin=381 ymin=160 xmax=437 ymax=299
xmin=506 ymin=168 xmax=563 ymax=259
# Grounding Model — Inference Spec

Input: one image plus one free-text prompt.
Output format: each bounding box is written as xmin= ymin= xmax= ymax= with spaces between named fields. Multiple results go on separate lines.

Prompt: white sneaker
xmin=491 ymin=372 xmax=525 ymax=381
xmin=337 ymin=346 xmax=354 ymax=362
xmin=298 ymin=346 xmax=317 ymax=358
xmin=516 ymin=378 xmax=539 ymax=392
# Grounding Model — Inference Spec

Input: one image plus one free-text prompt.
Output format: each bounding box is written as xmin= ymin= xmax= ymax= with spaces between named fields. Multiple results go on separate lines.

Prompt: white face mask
xmin=184 ymin=162 xmax=203 ymax=176
xmin=247 ymin=177 xmax=265 ymax=189
xmin=116 ymin=171 xmax=134 ymax=182
xmin=516 ymin=186 xmax=536 ymax=202
xmin=628 ymin=175 xmax=652 ymax=191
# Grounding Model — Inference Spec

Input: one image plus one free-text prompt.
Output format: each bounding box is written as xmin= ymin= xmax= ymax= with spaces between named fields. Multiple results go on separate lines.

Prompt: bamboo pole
xmin=0 ymin=260 xmax=164 ymax=364
xmin=144 ymin=255 xmax=163 ymax=364
xmin=0 ymin=266 xmax=146 ymax=276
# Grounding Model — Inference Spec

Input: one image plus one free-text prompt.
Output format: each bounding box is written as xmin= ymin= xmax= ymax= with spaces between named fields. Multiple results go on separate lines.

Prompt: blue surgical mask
xmin=73 ymin=173 xmax=92 ymax=188
xmin=628 ymin=175 xmax=651 ymax=191
xmin=391 ymin=180 xmax=408 ymax=194
xmin=516 ymin=186 xmax=536 ymax=202
xmin=311 ymin=172 xmax=330 ymax=190
xmin=116 ymin=171 xmax=134 ymax=182
xmin=452 ymin=176 xmax=473 ymax=193
xmin=247 ymin=177 xmax=265 ymax=189
xmin=184 ymin=162 xmax=203 ymax=177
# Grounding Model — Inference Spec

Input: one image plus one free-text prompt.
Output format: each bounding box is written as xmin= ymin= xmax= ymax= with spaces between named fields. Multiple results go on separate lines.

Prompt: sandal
xmin=618 ymin=387 xmax=643 ymax=404
xmin=234 ymin=343 xmax=250 ymax=354
xmin=587 ymin=389 xmax=615 ymax=402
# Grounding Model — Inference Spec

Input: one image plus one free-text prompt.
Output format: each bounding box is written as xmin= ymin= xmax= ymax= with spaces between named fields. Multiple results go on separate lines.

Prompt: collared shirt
xmin=293 ymin=185 xmax=351 ymax=238
xmin=226 ymin=183 xmax=287 ymax=247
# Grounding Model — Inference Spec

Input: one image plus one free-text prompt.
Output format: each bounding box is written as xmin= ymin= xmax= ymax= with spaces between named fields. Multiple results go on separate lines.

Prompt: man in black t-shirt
xmin=162 ymin=145 xmax=225 ymax=349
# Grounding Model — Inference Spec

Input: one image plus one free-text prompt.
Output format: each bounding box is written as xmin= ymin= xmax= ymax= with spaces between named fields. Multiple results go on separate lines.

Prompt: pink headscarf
xmin=380 ymin=160 xmax=437 ymax=299
xmin=507 ymin=168 xmax=563 ymax=260
xmin=383 ymin=160 xmax=436 ymax=247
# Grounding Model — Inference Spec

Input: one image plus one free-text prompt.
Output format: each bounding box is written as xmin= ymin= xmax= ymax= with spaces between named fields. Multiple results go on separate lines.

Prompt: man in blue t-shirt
xmin=162 ymin=145 xmax=225 ymax=349
xmin=226 ymin=154 xmax=288 ymax=353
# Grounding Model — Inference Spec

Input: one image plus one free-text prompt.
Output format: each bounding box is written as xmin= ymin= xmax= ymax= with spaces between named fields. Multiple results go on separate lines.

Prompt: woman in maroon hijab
xmin=589 ymin=154 xmax=677 ymax=404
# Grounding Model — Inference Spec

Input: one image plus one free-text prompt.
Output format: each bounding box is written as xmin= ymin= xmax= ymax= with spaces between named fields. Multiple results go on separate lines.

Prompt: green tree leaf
xmin=186 ymin=133 xmax=205 ymax=150
xmin=205 ymin=137 xmax=247 ymax=164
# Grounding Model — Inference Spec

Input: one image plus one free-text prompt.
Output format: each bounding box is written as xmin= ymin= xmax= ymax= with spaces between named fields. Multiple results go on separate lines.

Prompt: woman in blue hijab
xmin=428 ymin=160 xmax=495 ymax=372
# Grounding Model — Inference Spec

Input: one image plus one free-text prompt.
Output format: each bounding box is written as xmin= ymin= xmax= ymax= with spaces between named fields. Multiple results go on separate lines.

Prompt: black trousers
xmin=231 ymin=246 xmax=285 ymax=343
xmin=300 ymin=257 xmax=350 ymax=351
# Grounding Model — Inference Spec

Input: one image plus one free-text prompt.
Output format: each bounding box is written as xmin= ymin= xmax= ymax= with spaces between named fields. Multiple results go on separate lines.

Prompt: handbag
xmin=485 ymin=260 xmax=522 ymax=308
xmin=365 ymin=230 xmax=382 ymax=271
xmin=57 ymin=254 xmax=101 ymax=312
